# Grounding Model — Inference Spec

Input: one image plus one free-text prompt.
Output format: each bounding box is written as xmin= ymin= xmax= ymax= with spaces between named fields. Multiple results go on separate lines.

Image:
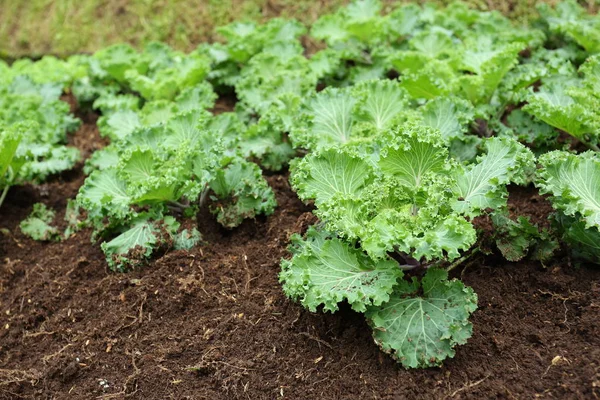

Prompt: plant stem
xmin=446 ymin=247 xmax=480 ymax=272
xmin=198 ymin=187 xmax=210 ymax=208
xmin=168 ymin=200 xmax=189 ymax=209
xmin=580 ymin=134 xmax=600 ymax=152
xmin=0 ymin=186 xmax=9 ymax=210
xmin=398 ymin=264 xmax=420 ymax=271
xmin=586 ymin=142 xmax=600 ymax=152
xmin=394 ymin=249 xmax=420 ymax=267
xmin=0 ymin=167 xmax=14 ymax=210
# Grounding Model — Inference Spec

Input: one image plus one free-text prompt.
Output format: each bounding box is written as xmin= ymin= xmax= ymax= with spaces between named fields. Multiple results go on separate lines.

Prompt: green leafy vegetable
xmin=491 ymin=209 xmax=558 ymax=262
xmin=101 ymin=215 xmax=179 ymax=271
xmin=366 ymin=268 xmax=477 ymax=368
xmin=0 ymin=66 xmax=80 ymax=211
xmin=20 ymin=203 xmax=61 ymax=241
xmin=280 ymin=227 xmax=404 ymax=313
xmin=78 ymin=92 xmax=276 ymax=270
xmin=283 ymin=120 xmax=533 ymax=367
xmin=537 ymin=151 xmax=600 ymax=229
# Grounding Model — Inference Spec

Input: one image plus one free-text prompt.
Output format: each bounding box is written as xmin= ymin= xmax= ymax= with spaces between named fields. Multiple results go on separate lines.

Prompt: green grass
xmin=0 ymin=0 xmax=564 ymax=58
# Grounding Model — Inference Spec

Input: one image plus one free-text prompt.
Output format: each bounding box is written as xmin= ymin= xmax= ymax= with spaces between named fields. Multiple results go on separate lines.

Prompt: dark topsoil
xmin=0 ymin=105 xmax=599 ymax=400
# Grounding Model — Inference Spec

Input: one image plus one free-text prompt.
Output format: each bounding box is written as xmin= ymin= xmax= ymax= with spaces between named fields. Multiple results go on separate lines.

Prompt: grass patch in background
xmin=0 ymin=0 xmax=589 ymax=58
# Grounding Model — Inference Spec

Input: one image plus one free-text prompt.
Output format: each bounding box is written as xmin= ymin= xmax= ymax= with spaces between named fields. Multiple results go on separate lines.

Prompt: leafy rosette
xmin=308 ymin=0 xmax=397 ymax=86
xmin=536 ymin=150 xmax=600 ymax=264
xmin=80 ymin=42 xmax=212 ymax=103
xmin=311 ymin=0 xmax=386 ymax=47
xmin=209 ymin=161 xmax=277 ymax=228
xmin=309 ymin=0 xmax=550 ymax=103
xmin=291 ymin=126 xmax=535 ymax=262
xmin=282 ymin=122 xmax=534 ymax=367
xmin=213 ymin=40 xmax=317 ymax=172
xmin=78 ymin=102 xmax=276 ymax=270
xmin=234 ymin=50 xmax=317 ymax=116
xmin=237 ymin=100 xmax=298 ymax=171
xmin=390 ymin=33 xmax=525 ymax=105
xmin=1 ymin=56 xmax=85 ymax=89
xmin=0 ymin=74 xmax=81 ymax=209
xmin=289 ymin=81 xmax=482 ymax=161
xmin=453 ymin=37 xmax=526 ymax=105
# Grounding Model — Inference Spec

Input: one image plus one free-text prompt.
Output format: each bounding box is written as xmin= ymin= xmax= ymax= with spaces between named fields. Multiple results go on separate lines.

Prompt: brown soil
xmin=1 ymin=113 xmax=599 ymax=399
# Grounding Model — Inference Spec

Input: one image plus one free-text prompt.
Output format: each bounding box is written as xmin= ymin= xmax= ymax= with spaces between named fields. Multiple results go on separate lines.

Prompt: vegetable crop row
xmin=1 ymin=0 xmax=599 ymax=368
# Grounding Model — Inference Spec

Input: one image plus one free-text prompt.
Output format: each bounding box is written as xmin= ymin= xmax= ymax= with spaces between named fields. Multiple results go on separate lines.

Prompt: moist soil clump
xmin=0 ymin=117 xmax=599 ymax=399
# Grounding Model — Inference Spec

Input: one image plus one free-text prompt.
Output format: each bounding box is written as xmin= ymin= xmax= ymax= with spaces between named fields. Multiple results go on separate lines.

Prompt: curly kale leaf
xmin=290 ymin=88 xmax=356 ymax=151
xmin=537 ymin=151 xmax=600 ymax=229
xmin=538 ymin=0 xmax=600 ymax=53
xmin=290 ymin=81 xmax=409 ymax=151
xmin=491 ymin=209 xmax=558 ymax=263
xmin=0 ymin=77 xmax=80 ymax=187
xmin=522 ymin=80 xmax=596 ymax=143
xmin=452 ymin=137 xmax=535 ymax=217
xmin=291 ymin=125 xmax=479 ymax=262
xmin=209 ymin=159 xmax=277 ymax=228
xmin=291 ymin=147 xmax=375 ymax=205
xmin=366 ymin=268 xmax=477 ymax=369
xmin=456 ymin=40 xmax=525 ymax=104
xmin=311 ymin=0 xmax=385 ymax=46
xmin=280 ymin=227 xmax=404 ymax=313
xmin=20 ymin=203 xmax=61 ymax=241
xmin=0 ymin=126 xmax=22 ymax=191
xmin=555 ymin=213 xmax=600 ymax=264
xmin=418 ymin=96 xmax=475 ymax=142
xmin=101 ymin=214 xmax=179 ymax=272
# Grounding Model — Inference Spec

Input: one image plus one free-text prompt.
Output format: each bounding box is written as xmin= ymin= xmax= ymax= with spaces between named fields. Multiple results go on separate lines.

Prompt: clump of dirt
xmin=1 ymin=115 xmax=599 ymax=399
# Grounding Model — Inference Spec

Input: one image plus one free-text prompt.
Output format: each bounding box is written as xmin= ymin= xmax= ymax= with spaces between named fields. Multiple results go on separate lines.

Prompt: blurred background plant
xmin=2 ymin=0 xmax=591 ymax=58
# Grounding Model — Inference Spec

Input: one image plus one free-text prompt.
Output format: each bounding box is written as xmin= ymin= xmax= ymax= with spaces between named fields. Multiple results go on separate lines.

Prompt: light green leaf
xmin=291 ymin=148 xmax=375 ymax=205
xmin=174 ymin=228 xmax=202 ymax=251
xmin=164 ymin=110 xmax=210 ymax=148
xmin=0 ymin=126 xmax=22 ymax=184
xmin=523 ymin=81 xmax=596 ymax=141
xmin=119 ymin=149 xmax=155 ymax=182
xmin=556 ymin=213 xmax=600 ymax=264
xmin=280 ymin=227 xmax=404 ymax=313
xmin=20 ymin=203 xmax=60 ymax=241
xmin=366 ymin=268 xmax=477 ymax=368
xmin=537 ymin=151 xmax=600 ymax=229
xmin=379 ymin=126 xmax=448 ymax=190
xmin=209 ymin=159 xmax=277 ymax=228
xmin=352 ymin=80 xmax=409 ymax=131
xmin=291 ymin=88 xmax=355 ymax=150
xmin=101 ymin=215 xmax=179 ymax=271
xmin=452 ymin=137 xmax=535 ymax=216
xmin=411 ymin=216 xmax=477 ymax=261
xmin=77 ymin=168 xmax=131 ymax=217
xmin=98 ymin=110 xmax=141 ymax=141
xmin=419 ymin=96 xmax=475 ymax=141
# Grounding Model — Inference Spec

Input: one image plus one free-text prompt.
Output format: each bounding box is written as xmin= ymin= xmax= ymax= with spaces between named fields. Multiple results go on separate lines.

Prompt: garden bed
xmin=1 ymin=111 xmax=599 ymax=399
